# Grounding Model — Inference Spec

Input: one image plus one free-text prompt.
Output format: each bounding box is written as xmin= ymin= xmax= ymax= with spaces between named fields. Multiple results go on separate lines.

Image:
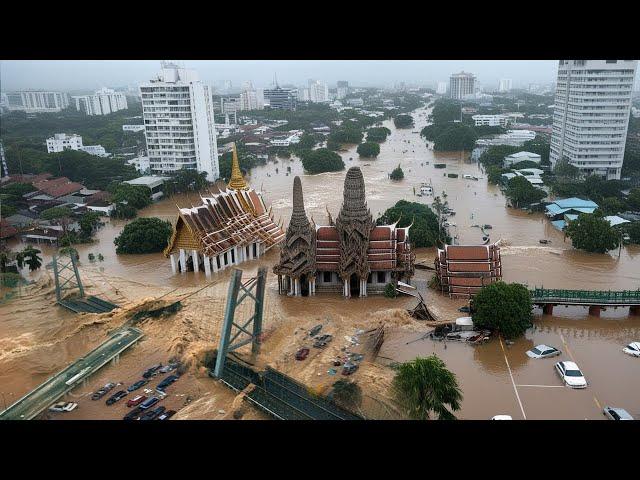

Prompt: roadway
xmin=0 ymin=327 xmax=144 ymax=420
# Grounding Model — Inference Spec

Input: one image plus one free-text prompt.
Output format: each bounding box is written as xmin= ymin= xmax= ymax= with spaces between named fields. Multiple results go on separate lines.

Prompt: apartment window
xmin=605 ymin=60 xmax=617 ymax=64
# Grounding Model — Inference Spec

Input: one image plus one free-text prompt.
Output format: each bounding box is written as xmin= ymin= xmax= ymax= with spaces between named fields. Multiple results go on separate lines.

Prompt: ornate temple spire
xmin=227 ymin=142 xmax=249 ymax=191
xmin=336 ymin=167 xmax=375 ymax=280
xmin=273 ymin=176 xmax=316 ymax=280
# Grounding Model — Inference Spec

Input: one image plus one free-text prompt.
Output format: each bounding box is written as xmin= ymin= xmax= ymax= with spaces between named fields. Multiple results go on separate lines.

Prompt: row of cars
xmin=295 ymin=324 xmax=365 ymax=376
xmin=524 ymin=343 xmax=636 ymax=420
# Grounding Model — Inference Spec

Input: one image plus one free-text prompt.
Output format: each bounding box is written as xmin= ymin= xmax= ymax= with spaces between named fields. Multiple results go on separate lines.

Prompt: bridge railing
xmin=530 ymin=288 xmax=640 ymax=304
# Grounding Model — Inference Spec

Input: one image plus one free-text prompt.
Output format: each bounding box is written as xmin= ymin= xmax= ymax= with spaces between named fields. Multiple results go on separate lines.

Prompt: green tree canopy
xmin=356 ymin=142 xmax=380 ymax=158
xmin=79 ymin=211 xmax=101 ymax=237
xmin=328 ymin=126 xmax=363 ymax=145
xmin=114 ymin=217 xmax=173 ymax=254
xmin=565 ymin=212 xmax=620 ymax=253
xmin=627 ymin=188 xmax=640 ymax=211
xmin=16 ymin=246 xmax=43 ymax=272
xmin=377 ymin=200 xmax=439 ymax=247
xmin=478 ymin=145 xmax=520 ymax=168
xmin=430 ymin=100 xmax=461 ymax=123
xmin=300 ymin=148 xmax=345 ymax=174
xmin=331 ymin=380 xmax=362 ymax=411
xmin=296 ymin=133 xmax=317 ymax=150
xmin=165 ymin=170 xmax=209 ymax=195
xmin=110 ymin=183 xmax=152 ymax=210
xmin=505 ymin=175 xmax=546 ymax=207
xmin=392 ymin=355 xmax=463 ymax=420
xmin=472 ymin=281 xmax=533 ymax=339
xmin=625 ymin=221 xmax=640 ymax=244
xmin=554 ymin=157 xmax=581 ymax=180
xmin=366 ymin=127 xmax=391 ymax=143
xmin=389 ymin=164 xmax=404 ymax=181
xmin=393 ymin=114 xmax=414 ymax=129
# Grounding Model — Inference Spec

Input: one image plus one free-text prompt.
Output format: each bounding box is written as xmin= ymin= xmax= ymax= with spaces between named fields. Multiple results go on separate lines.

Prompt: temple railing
xmin=530 ymin=288 xmax=640 ymax=305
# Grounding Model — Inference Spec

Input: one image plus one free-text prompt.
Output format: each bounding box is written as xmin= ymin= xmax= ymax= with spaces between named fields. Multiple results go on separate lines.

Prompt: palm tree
xmin=331 ymin=380 xmax=362 ymax=411
xmin=16 ymin=246 xmax=43 ymax=272
xmin=392 ymin=355 xmax=462 ymax=420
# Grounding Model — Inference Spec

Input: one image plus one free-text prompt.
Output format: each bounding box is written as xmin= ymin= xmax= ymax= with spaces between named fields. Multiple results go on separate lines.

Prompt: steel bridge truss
xmin=52 ymin=253 xmax=84 ymax=302
xmin=213 ymin=267 xmax=267 ymax=378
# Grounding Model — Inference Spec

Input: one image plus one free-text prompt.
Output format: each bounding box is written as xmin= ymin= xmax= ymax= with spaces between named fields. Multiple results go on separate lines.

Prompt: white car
xmin=49 ymin=401 xmax=78 ymax=412
xmin=491 ymin=415 xmax=512 ymax=420
xmin=623 ymin=342 xmax=640 ymax=358
xmin=555 ymin=361 xmax=587 ymax=389
xmin=603 ymin=406 xmax=634 ymax=421
xmin=526 ymin=344 xmax=561 ymax=359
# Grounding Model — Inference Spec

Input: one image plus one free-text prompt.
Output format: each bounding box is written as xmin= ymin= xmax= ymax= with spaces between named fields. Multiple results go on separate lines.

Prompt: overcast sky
xmin=0 ymin=60 xmax=570 ymax=92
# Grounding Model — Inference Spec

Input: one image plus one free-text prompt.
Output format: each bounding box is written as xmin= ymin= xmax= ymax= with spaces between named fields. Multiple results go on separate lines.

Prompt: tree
xmin=487 ymin=165 xmax=507 ymax=185
xmin=366 ymin=127 xmax=391 ymax=143
xmin=300 ymin=148 xmax=345 ymax=174
xmin=565 ymin=212 xmax=620 ymax=253
xmin=331 ymin=380 xmax=362 ymax=411
xmin=432 ymin=124 xmax=477 ymax=151
xmin=505 ymin=176 xmax=546 ymax=207
xmin=111 ymin=203 xmax=137 ymax=219
xmin=296 ymin=133 xmax=317 ymax=150
xmin=167 ymin=170 xmax=209 ymax=194
xmin=356 ymin=142 xmax=380 ymax=158
xmin=377 ymin=200 xmax=440 ymax=247
xmin=625 ymin=221 xmax=640 ymax=244
xmin=627 ymin=188 xmax=640 ymax=211
xmin=328 ymin=126 xmax=363 ymax=145
xmin=79 ymin=211 xmax=101 ymax=237
xmin=554 ymin=157 xmax=581 ymax=180
xmin=472 ymin=281 xmax=533 ymax=339
xmin=16 ymin=246 xmax=43 ymax=271
xmin=392 ymin=355 xmax=462 ymax=420
xmin=110 ymin=183 xmax=152 ymax=210
xmin=393 ymin=114 xmax=414 ymax=128
xmin=384 ymin=282 xmax=397 ymax=298
xmin=114 ymin=217 xmax=173 ymax=254
xmin=478 ymin=145 xmax=520 ymax=168
xmin=40 ymin=206 xmax=73 ymax=234
xmin=599 ymin=197 xmax=626 ymax=216
xmin=389 ymin=164 xmax=404 ymax=181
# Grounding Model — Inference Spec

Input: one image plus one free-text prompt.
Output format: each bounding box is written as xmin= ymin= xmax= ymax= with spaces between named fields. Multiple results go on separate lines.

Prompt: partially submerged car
xmin=91 ymin=382 xmax=116 ymax=400
xmin=295 ymin=348 xmax=310 ymax=361
xmin=623 ymin=342 xmax=640 ymax=358
xmin=555 ymin=361 xmax=587 ymax=389
xmin=49 ymin=401 xmax=77 ymax=413
xmin=526 ymin=344 xmax=561 ymax=359
xmin=603 ymin=406 xmax=634 ymax=421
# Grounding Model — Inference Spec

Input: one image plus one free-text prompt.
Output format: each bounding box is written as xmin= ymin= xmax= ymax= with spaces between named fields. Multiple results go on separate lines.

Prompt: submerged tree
xmin=565 ymin=212 xmax=620 ymax=253
xmin=393 ymin=355 xmax=462 ymax=420
xmin=472 ymin=281 xmax=533 ymax=339
xmin=16 ymin=246 xmax=43 ymax=272
xmin=331 ymin=380 xmax=363 ymax=411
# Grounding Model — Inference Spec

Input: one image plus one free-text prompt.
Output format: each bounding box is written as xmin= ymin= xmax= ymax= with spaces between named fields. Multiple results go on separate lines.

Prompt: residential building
xmin=122 ymin=124 xmax=145 ymax=132
xmin=472 ymin=114 xmax=509 ymax=127
xmin=308 ymin=80 xmax=329 ymax=103
xmin=124 ymin=175 xmax=171 ymax=201
xmin=347 ymin=98 xmax=364 ymax=107
xmin=240 ymin=89 xmax=262 ymax=111
xmin=6 ymin=91 xmax=70 ymax=113
xmin=449 ymin=72 xmax=475 ymax=100
xmin=550 ymin=59 xmax=638 ymax=180
xmin=80 ymin=145 xmax=108 ymax=157
xmin=46 ymin=134 xmax=83 ymax=153
xmin=499 ymin=78 xmax=513 ymax=92
xmin=139 ymin=62 xmax=219 ymax=181
xmin=73 ymin=88 xmax=128 ymax=116
xmin=476 ymin=129 xmax=537 ymax=147
xmin=436 ymin=82 xmax=448 ymax=95
xmin=504 ymin=151 xmax=542 ymax=167
xmin=336 ymin=81 xmax=349 ymax=99
xmin=263 ymin=86 xmax=297 ymax=110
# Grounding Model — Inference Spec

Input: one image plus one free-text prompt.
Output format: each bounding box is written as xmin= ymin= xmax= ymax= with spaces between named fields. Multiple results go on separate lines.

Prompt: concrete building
xmin=476 ymin=130 xmax=537 ymax=147
xmin=504 ymin=151 xmax=542 ymax=167
xmin=550 ymin=59 xmax=638 ymax=180
xmin=240 ymin=89 xmax=263 ymax=111
xmin=472 ymin=114 xmax=509 ymax=127
xmin=46 ymin=134 xmax=83 ymax=153
xmin=7 ymin=91 xmax=70 ymax=113
xmin=122 ymin=124 xmax=145 ymax=132
xmin=79 ymin=145 xmax=108 ymax=157
xmin=336 ymin=81 xmax=349 ymax=99
xmin=263 ymin=86 xmax=297 ymax=110
xmin=140 ymin=62 xmax=219 ymax=181
xmin=499 ymin=78 xmax=513 ymax=92
xmin=437 ymin=82 xmax=448 ymax=95
xmin=124 ymin=175 xmax=170 ymax=201
xmin=73 ymin=88 xmax=128 ymax=116
xmin=308 ymin=80 xmax=329 ymax=103
xmin=449 ymin=72 xmax=475 ymax=100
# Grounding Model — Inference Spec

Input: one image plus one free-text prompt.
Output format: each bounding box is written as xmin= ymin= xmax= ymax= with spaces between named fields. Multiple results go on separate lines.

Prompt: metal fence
xmin=530 ymin=288 xmax=640 ymax=304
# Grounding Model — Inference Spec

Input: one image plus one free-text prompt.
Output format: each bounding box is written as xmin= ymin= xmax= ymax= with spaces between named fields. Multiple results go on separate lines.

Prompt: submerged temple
xmin=164 ymin=143 xmax=285 ymax=275
xmin=274 ymin=167 xmax=415 ymax=297
xmin=434 ymin=244 xmax=502 ymax=298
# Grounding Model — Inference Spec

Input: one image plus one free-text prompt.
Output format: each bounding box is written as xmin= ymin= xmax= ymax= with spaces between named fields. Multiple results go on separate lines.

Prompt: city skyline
xmin=1 ymin=60 xmax=571 ymax=92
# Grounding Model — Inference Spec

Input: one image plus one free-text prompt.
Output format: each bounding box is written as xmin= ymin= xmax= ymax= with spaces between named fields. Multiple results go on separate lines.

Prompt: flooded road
xmin=1 ymin=104 xmax=639 ymax=419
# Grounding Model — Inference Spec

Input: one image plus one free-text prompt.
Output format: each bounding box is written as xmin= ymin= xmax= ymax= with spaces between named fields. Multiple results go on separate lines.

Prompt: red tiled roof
xmin=35 ymin=178 xmax=84 ymax=198
xmin=0 ymin=219 xmax=18 ymax=239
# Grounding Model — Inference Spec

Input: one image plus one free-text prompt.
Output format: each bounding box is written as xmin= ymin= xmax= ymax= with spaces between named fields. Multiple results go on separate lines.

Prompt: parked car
xmin=526 ymin=344 xmax=561 ymax=359
xmin=157 ymin=375 xmax=179 ymax=392
xmin=127 ymin=379 xmax=149 ymax=392
xmin=123 ymin=407 xmax=143 ymax=421
xmin=126 ymin=395 xmax=147 ymax=408
xmin=142 ymin=364 xmax=163 ymax=379
xmin=603 ymin=406 xmax=634 ymax=420
xmin=48 ymin=401 xmax=77 ymax=412
xmin=159 ymin=363 xmax=179 ymax=374
xmin=313 ymin=334 xmax=333 ymax=349
xmin=106 ymin=390 xmax=128 ymax=405
xmin=622 ymin=342 xmax=640 ymax=358
xmin=491 ymin=415 xmax=512 ymax=420
xmin=458 ymin=306 xmax=471 ymax=313
xmin=139 ymin=396 xmax=160 ymax=410
xmin=140 ymin=406 xmax=166 ymax=421
xmin=157 ymin=410 xmax=177 ymax=421
xmin=308 ymin=324 xmax=323 ymax=337
xmin=555 ymin=361 xmax=587 ymax=388
xmin=91 ymin=382 xmax=116 ymax=400
xmin=342 ymin=362 xmax=359 ymax=376
xmin=295 ymin=348 xmax=310 ymax=361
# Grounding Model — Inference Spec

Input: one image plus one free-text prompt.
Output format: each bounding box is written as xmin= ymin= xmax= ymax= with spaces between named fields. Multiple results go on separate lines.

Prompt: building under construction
xmin=435 ymin=244 xmax=502 ymax=298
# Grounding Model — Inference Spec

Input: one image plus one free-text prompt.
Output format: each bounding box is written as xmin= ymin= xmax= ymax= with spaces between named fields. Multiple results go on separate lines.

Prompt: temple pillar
xmin=542 ymin=304 xmax=554 ymax=315
xmin=308 ymin=278 xmax=312 ymax=296
xmin=255 ymin=243 xmax=261 ymax=258
xmin=362 ymin=279 xmax=367 ymax=297
xmin=249 ymin=244 xmax=254 ymax=260
xmin=179 ymin=249 xmax=187 ymax=273
xmin=344 ymin=279 xmax=350 ymax=298
xmin=588 ymin=305 xmax=601 ymax=317
xmin=295 ymin=278 xmax=301 ymax=297
xmin=170 ymin=253 xmax=177 ymax=274
xmin=289 ymin=276 xmax=294 ymax=295
xmin=203 ymin=255 xmax=211 ymax=277
xmin=192 ymin=250 xmax=199 ymax=272
xmin=211 ymin=255 xmax=218 ymax=273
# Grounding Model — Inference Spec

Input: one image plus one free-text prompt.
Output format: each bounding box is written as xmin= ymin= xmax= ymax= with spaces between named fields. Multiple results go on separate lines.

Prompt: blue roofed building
xmin=545 ymin=197 xmax=599 ymax=230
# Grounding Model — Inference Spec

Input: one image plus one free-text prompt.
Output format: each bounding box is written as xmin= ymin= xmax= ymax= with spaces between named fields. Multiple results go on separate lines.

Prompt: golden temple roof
xmin=227 ymin=142 xmax=249 ymax=191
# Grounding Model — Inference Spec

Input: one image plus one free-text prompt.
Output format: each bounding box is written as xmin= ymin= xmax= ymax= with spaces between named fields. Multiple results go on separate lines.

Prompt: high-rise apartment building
xmin=449 ymin=72 xmax=475 ymax=100
xmin=436 ymin=82 xmax=448 ymax=95
xmin=6 ymin=91 xmax=70 ymax=113
xmin=336 ymin=81 xmax=349 ymax=99
xmin=139 ymin=63 xmax=219 ymax=181
xmin=499 ymin=78 xmax=513 ymax=92
xmin=308 ymin=80 xmax=329 ymax=103
xmin=73 ymin=88 xmax=128 ymax=116
xmin=264 ymin=86 xmax=297 ymax=110
xmin=550 ymin=60 xmax=638 ymax=180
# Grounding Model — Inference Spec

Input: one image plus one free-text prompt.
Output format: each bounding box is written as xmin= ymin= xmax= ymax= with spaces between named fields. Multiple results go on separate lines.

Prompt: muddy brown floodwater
xmin=1 ymin=105 xmax=639 ymax=420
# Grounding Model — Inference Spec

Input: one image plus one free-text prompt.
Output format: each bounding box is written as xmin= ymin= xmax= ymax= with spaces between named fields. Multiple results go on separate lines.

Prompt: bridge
xmin=530 ymin=288 xmax=640 ymax=316
xmin=0 ymin=327 xmax=144 ymax=420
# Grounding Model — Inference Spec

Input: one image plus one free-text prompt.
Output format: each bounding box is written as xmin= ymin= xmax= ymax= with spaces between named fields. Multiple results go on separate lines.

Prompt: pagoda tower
xmin=227 ymin=142 xmax=249 ymax=191
xmin=273 ymin=176 xmax=317 ymax=296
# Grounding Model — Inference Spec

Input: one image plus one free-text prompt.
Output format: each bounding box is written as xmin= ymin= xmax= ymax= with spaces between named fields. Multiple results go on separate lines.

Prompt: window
xmin=323 ymin=271 xmax=331 ymax=283
xmin=377 ymin=272 xmax=386 ymax=283
xmin=605 ymin=60 xmax=617 ymax=64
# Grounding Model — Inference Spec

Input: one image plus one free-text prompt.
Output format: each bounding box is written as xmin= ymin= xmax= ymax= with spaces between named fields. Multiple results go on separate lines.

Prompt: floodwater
xmin=1 ymin=105 xmax=639 ymax=420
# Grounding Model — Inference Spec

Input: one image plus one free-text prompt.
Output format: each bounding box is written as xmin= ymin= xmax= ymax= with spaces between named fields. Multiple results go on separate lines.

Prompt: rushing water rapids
xmin=1 ymin=105 xmax=639 ymax=419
